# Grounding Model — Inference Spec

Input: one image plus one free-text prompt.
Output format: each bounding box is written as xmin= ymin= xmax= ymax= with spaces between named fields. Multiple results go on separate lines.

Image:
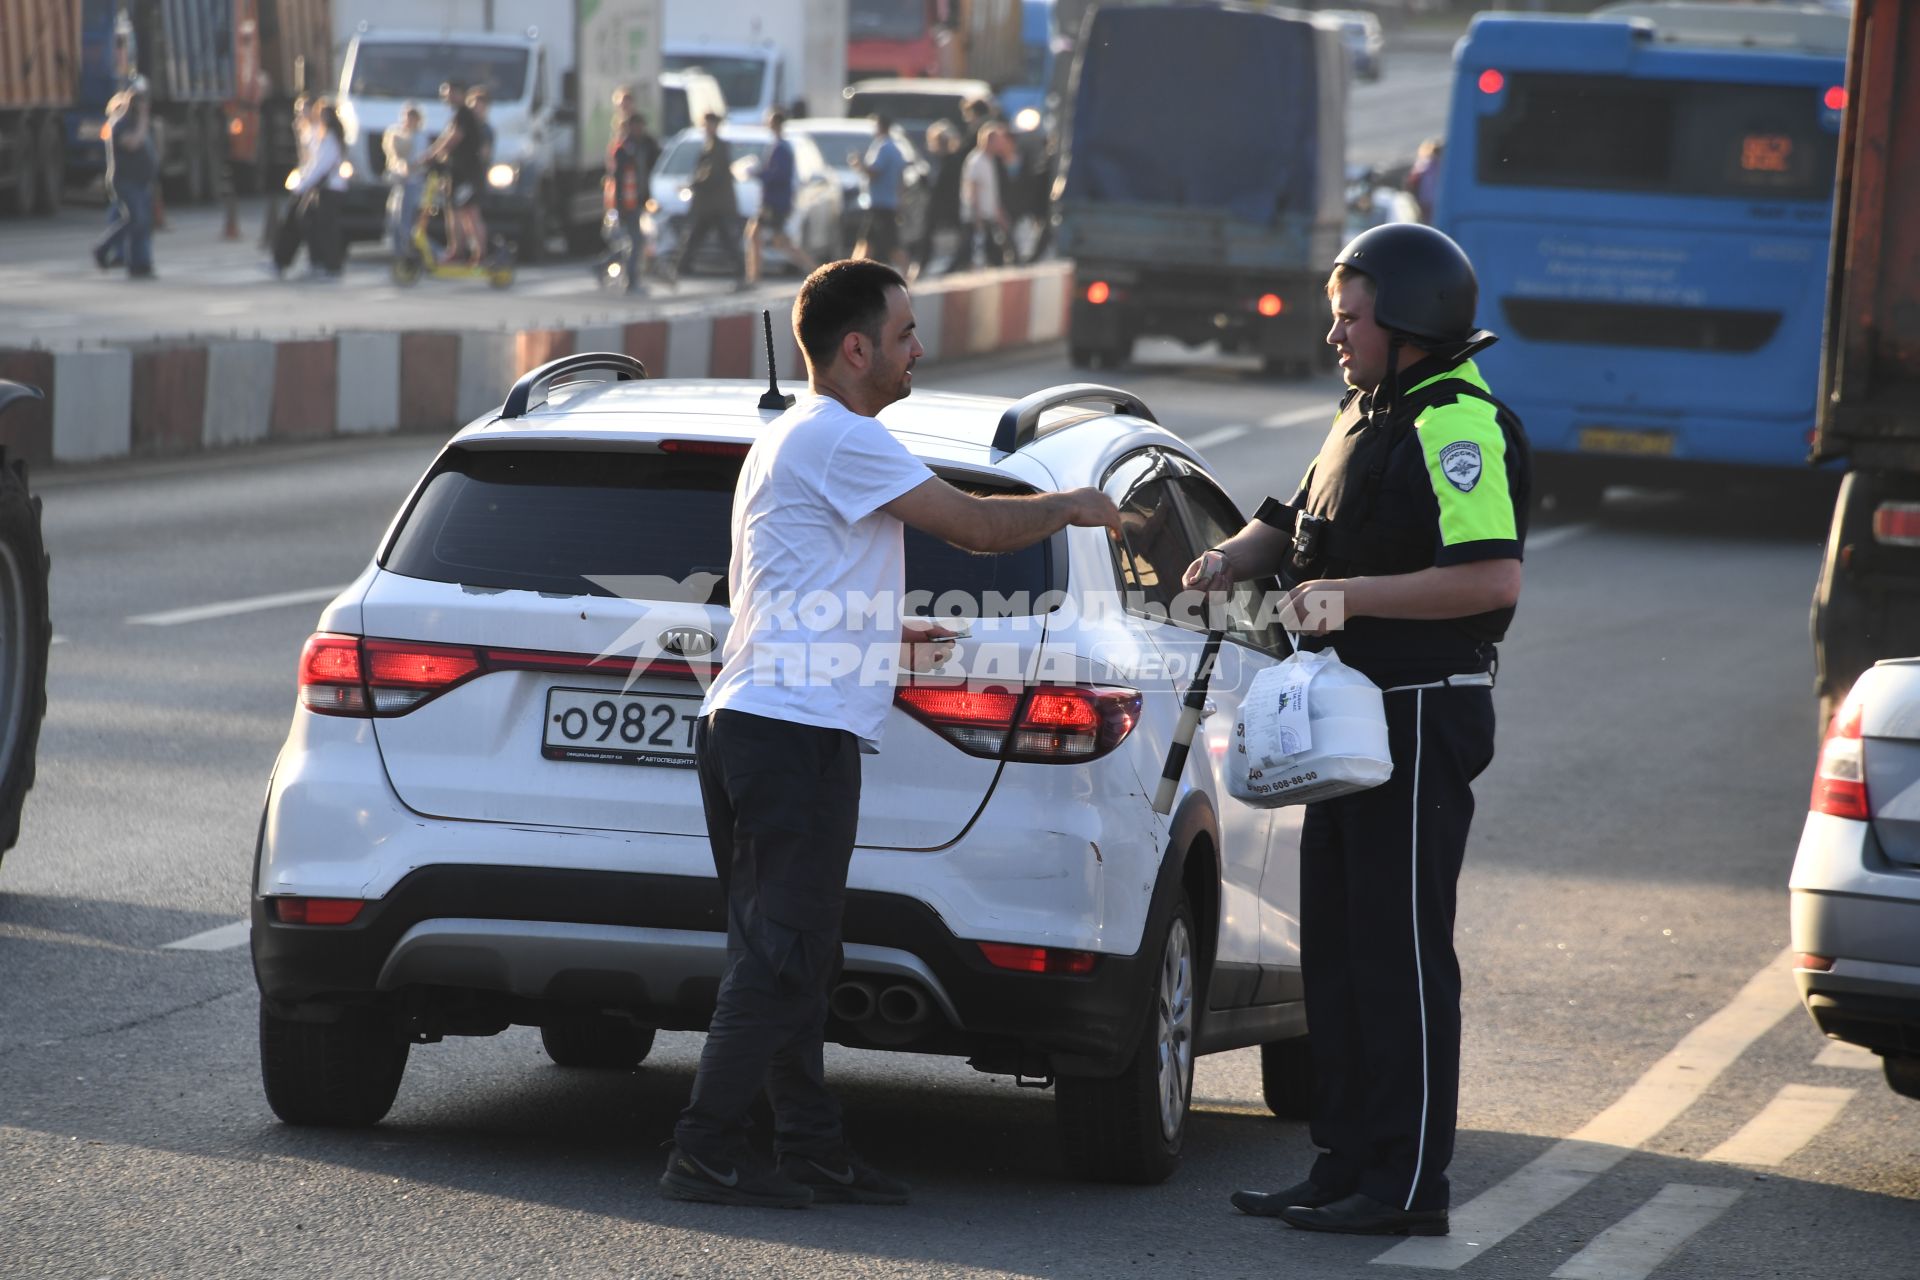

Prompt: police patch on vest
xmin=1439 ymin=440 xmax=1483 ymax=492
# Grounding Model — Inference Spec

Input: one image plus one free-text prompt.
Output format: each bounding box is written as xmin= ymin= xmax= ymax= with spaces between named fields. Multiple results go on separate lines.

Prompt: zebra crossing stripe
xmin=1703 ymin=1084 xmax=1854 ymax=1167
xmin=1374 ymin=948 xmax=1798 ymax=1270
xmin=1548 ymin=1185 xmax=1742 ymax=1280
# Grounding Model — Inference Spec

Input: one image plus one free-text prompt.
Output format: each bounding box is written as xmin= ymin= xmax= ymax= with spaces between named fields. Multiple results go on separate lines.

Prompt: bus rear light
xmin=895 ymin=682 xmax=1141 ymax=762
xmin=1871 ymin=502 xmax=1920 ymax=547
xmin=1257 ymin=293 xmax=1285 ymax=317
xmin=1478 ymin=68 xmax=1505 ymax=95
xmin=1824 ymin=85 xmax=1847 ymax=111
xmin=1086 ymin=280 xmax=1112 ymax=305
xmin=1811 ymin=699 xmax=1868 ymax=820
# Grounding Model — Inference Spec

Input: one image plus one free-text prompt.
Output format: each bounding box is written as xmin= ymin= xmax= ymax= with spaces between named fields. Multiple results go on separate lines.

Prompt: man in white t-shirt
xmin=662 ymin=259 xmax=1122 ymax=1209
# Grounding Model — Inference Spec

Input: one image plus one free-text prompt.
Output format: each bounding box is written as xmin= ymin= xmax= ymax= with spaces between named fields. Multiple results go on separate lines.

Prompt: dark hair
xmin=794 ymin=260 xmax=907 ymax=369
xmin=766 ymin=108 xmax=787 ymax=129
xmin=872 ymin=112 xmax=893 ymax=131
xmin=318 ymin=101 xmax=345 ymax=142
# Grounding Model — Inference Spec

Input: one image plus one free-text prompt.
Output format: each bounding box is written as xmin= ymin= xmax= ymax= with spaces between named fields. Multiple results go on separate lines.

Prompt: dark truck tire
xmin=0 ymin=438 xmax=51 ymax=865
xmin=260 ymin=1003 xmax=410 ymax=1127
xmin=540 ymin=1015 xmax=656 ymax=1068
xmin=1260 ymin=1036 xmax=1314 ymax=1120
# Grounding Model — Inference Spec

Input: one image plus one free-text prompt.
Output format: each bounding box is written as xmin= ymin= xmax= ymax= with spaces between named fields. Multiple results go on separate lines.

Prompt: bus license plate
xmin=543 ymin=687 xmax=700 ymax=768
xmin=1579 ymin=427 xmax=1675 ymax=457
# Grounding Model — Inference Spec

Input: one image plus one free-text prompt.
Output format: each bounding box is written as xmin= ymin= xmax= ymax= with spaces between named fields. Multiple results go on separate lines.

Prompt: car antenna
xmin=758 ymin=310 xmax=795 ymax=411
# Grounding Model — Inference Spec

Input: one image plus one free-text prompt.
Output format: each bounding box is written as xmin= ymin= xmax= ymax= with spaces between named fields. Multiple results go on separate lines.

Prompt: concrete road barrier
xmin=0 ymin=263 xmax=1072 ymax=470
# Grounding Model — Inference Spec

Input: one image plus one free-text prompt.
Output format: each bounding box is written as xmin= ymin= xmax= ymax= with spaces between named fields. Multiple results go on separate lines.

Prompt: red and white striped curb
xmin=0 ymin=263 xmax=1069 ymax=468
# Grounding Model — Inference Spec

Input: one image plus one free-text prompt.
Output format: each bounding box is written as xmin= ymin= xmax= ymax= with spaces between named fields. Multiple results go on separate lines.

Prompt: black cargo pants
xmin=674 ymin=709 xmax=861 ymax=1160
xmin=1300 ymin=683 xmax=1496 ymax=1214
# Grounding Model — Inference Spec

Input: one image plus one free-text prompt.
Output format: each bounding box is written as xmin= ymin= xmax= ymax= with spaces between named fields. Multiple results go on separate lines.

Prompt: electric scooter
xmin=391 ymin=171 xmax=515 ymax=289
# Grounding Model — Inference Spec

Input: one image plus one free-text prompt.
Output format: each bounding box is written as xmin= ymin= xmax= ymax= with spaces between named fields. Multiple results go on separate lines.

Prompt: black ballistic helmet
xmin=1333 ymin=223 xmax=1484 ymax=347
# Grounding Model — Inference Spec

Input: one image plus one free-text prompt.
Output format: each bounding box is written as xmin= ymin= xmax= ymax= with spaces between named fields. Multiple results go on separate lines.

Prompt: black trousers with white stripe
xmin=1300 ymin=684 xmax=1496 ymax=1213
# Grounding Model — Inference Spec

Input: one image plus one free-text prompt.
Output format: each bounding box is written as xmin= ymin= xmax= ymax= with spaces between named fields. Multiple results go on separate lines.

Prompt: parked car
xmin=1322 ymin=9 xmax=1384 ymax=81
xmin=1792 ymin=661 xmax=1920 ymax=1103
xmin=252 ymin=357 xmax=1315 ymax=1184
xmin=659 ymin=70 xmax=729 ymax=140
xmin=843 ymin=77 xmax=994 ymax=152
xmin=649 ymin=123 xmax=843 ymax=274
xmin=783 ymin=117 xmax=929 ymax=255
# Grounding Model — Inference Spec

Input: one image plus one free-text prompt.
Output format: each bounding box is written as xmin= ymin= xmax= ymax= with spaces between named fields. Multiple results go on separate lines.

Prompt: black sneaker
xmin=777 ymin=1148 xmax=910 ymax=1205
xmin=659 ymin=1144 xmax=812 ymax=1209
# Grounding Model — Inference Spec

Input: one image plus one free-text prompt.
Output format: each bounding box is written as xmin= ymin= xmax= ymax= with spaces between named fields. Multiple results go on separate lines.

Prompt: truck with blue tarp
xmin=1053 ymin=1 xmax=1347 ymax=375
xmin=68 ymin=0 xmax=238 ymax=204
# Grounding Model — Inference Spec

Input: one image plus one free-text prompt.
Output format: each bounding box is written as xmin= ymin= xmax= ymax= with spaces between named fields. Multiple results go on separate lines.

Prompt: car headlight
xmin=487 ymin=163 xmax=516 ymax=189
xmin=677 ymin=187 xmax=693 ymax=203
xmin=339 ymin=160 xmax=354 ymax=180
xmin=283 ymin=168 xmax=300 ymax=191
xmin=1014 ymin=107 xmax=1042 ymax=133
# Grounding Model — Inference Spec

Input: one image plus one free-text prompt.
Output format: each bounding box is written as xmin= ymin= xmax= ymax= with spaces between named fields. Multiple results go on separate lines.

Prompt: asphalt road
xmin=0 ymin=44 xmax=1456 ymax=351
xmin=1 ymin=335 xmax=1910 ymax=1279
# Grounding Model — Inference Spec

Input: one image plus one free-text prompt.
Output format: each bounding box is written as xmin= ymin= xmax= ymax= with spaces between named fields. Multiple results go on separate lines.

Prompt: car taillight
xmin=297 ymin=634 xmax=485 ymax=717
xmin=1811 ymin=699 xmax=1868 ymax=820
xmin=298 ymin=633 xmax=368 ymax=716
xmin=895 ymin=683 xmax=1140 ymax=763
xmin=979 ymin=941 xmax=1098 ymax=975
xmin=271 ymin=897 xmax=365 ymax=925
xmin=363 ymin=638 xmax=483 ymax=713
xmin=1871 ymin=502 xmax=1920 ymax=547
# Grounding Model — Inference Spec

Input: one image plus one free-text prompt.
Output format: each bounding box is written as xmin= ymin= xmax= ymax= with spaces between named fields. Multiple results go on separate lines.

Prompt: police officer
xmin=1185 ymin=223 xmax=1529 ymax=1236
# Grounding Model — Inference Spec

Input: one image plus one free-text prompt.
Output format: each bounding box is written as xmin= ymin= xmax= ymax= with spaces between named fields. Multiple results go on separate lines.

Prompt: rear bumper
xmin=1069 ymin=263 xmax=1325 ymax=354
xmin=253 ymin=865 xmax=1150 ymax=1074
xmin=1789 ymin=810 xmax=1920 ymax=1054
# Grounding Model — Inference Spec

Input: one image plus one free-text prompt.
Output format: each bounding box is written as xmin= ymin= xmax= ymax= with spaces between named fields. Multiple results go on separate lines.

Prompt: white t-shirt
xmin=701 ymin=393 xmax=935 ymax=746
xmin=961 ymin=146 xmax=1001 ymax=224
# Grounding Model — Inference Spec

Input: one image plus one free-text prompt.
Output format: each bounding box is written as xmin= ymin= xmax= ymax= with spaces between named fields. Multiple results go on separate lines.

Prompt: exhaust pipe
xmin=830 ymin=981 xmax=877 ymax=1023
xmin=877 ymin=983 xmax=930 ymax=1027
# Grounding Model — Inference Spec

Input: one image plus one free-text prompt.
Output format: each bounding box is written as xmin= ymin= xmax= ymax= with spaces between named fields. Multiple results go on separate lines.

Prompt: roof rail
xmin=993 ymin=383 xmax=1158 ymax=455
xmin=501 ymin=353 xmax=648 ymax=420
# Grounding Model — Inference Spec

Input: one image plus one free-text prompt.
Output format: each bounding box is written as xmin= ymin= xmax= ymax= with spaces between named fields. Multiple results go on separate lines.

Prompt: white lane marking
xmin=127 ymin=585 xmax=347 ymax=627
xmin=1528 ymin=523 xmax=1594 ymax=552
xmin=161 ymin=920 xmax=251 ymax=951
xmin=1703 ymin=1084 xmax=1854 ymax=1166
xmin=1375 ymin=947 xmax=1798 ymax=1270
xmin=1813 ymin=1040 xmax=1879 ymax=1070
xmin=1549 ymin=1184 xmax=1742 ymax=1280
xmin=1188 ymin=424 xmax=1250 ymax=451
xmin=1263 ymin=404 xmax=1335 ymax=429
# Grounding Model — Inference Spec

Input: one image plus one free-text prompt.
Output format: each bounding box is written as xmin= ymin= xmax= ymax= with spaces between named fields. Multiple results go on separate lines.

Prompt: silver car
xmin=1791 ymin=660 xmax=1920 ymax=1101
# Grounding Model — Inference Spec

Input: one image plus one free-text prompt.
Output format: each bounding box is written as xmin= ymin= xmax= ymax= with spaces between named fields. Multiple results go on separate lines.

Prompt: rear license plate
xmin=543 ymin=687 xmax=700 ymax=768
xmin=1578 ymin=426 xmax=1675 ymax=457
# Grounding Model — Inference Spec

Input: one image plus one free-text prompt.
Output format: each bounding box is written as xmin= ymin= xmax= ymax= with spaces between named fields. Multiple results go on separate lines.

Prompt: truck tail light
xmin=1085 ymin=280 xmax=1112 ymax=305
xmin=1811 ymin=699 xmax=1868 ymax=820
xmin=895 ymin=683 xmax=1140 ymax=763
xmin=1256 ymin=293 xmax=1284 ymax=317
xmin=1871 ymin=501 xmax=1920 ymax=547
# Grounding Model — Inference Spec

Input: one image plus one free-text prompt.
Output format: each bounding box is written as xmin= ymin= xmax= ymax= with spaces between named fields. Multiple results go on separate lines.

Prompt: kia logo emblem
xmin=658 ymin=627 xmax=716 ymax=657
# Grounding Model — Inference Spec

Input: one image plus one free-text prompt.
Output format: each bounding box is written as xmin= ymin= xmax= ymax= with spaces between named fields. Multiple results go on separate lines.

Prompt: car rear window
xmin=382 ymin=448 xmax=1055 ymax=610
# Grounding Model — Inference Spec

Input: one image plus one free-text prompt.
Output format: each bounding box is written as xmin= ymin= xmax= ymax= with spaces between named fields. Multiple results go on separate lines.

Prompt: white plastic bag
xmin=1228 ymin=647 xmax=1393 ymax=807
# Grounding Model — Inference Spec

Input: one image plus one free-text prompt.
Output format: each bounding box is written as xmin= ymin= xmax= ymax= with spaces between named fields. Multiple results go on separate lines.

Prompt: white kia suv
xmin=252 ymin=353 xmax=1312 ymax=1184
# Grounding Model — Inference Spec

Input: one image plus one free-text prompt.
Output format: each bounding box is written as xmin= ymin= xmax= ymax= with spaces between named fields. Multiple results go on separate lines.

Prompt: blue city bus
xmin=1433 ymin=4 xmax=1849 ymax=504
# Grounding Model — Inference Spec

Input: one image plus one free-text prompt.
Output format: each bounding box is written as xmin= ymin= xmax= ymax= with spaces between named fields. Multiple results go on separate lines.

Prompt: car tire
xmin=1056 ymin=892 xmax=1197 ymax=1185
xmin=1260 ymin=1036 xmax=1314 ymax=1119
xmin=1069 ymin=346 xmax=1096 ymax=370
xmin=0 ymin=445 xmax=51 ymax=863
xmin=540 ymin=1016 xmax=656 ymax=1069
xmin=1885 ymin=1054 xmax=1920 ymax=1101
xmin=1534 ymin=461 xmax=1605 ymax=519
xmin=259 ymin=1003 xmax=409 ymax=1127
